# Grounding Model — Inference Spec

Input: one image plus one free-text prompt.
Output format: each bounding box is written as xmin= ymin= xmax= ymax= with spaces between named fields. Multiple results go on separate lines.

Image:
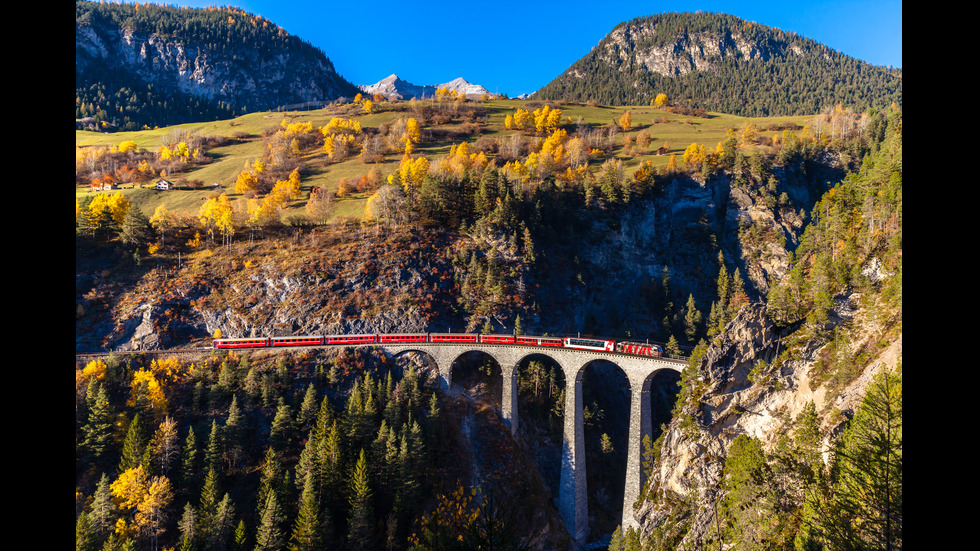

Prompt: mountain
xmin=75 ymin=1 xmax=360 ymax=130
xmin=534 ymin=12 xmax=902 ymax=116
xmin=438 ymin=77 xmax=492 ymax=98
xmin=358 ymin=74 xmax=437 ymax=101
xmin=359 ymin=74 xmax=492 ymax=100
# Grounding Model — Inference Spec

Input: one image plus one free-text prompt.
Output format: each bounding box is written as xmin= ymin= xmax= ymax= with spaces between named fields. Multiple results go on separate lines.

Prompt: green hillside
xmin=75 ymin=97 xmax=815 ymax=224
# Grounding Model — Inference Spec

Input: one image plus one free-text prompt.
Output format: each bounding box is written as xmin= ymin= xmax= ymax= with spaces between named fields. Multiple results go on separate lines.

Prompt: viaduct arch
xmin=379 ymin=343 xmax=684 ymax=543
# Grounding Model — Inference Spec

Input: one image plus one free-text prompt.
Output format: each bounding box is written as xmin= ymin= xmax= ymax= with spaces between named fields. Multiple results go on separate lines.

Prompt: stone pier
xmin=378 ymin=343 xmax=684 ymax=543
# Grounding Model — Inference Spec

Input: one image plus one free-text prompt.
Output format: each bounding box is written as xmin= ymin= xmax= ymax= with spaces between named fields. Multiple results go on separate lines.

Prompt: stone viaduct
xmin=377 ymin=342 xmax=685 ymax=543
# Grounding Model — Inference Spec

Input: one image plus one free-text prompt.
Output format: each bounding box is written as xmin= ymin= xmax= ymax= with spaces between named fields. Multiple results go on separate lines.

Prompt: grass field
xmin=76 ymin=99 xmax=813 ymax=222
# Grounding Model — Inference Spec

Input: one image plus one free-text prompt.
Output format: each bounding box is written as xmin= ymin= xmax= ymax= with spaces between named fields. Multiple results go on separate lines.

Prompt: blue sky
xmin=131 ymin=0 xmax=902 ymax=97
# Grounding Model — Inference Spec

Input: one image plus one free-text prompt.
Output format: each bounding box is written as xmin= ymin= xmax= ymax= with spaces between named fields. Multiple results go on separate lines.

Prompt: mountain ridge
xmin=534 ymin=11 xmax=902 ymax=116
xmin=358 ymin=74 xmax=492 ymax=100
xmin=75 ymin=1 xmax=360 ymax=130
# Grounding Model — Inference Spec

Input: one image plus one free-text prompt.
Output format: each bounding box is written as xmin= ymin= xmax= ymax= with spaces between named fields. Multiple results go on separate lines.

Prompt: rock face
xmin=596 ymin=15 xmax=806 ymax=78
xmin=75 ymin=8 xmax=360 ymax=114
xmin=631 ymin=298 xmax=902 ymax=546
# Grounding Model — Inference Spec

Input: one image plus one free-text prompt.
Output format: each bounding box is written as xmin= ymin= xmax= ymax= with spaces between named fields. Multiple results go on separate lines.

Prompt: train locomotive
xmin=213 ymin=333 xmax=664 ymax=358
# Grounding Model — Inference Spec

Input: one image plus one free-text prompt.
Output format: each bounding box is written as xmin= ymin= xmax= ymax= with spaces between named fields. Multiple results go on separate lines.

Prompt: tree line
xmin=76 ymin=347 xmax=534 ymax=551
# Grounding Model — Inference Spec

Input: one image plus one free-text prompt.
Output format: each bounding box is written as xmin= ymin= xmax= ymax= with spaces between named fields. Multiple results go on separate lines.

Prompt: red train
xmin=213 ymin=333 xmax=664 ymax=358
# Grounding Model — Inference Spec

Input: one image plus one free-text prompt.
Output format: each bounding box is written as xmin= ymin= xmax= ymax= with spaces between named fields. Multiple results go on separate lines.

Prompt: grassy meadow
xmin=75 ymin=98 xmax=814 ymax=223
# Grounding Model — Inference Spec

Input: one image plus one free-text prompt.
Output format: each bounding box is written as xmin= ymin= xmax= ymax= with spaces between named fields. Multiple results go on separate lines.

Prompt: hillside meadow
xmin=75 ymin=98 xmax=813 ymax=223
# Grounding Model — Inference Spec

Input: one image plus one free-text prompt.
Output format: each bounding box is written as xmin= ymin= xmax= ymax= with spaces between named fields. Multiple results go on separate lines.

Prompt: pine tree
xmin=822 ymin=371 xmax=902 ymax=550
xmin=255 ymin=491 xmax=285 ymax=551
xmin=76 ymin=511 xmax=96 ymax=551
xmin=82 ymin=382 xmax=114 ymax=467
xmin=119 ymin=413 xmax=147 ymax=473
xmin=256 ymin=446 xmax=284 ymax=524
xmin=347 ymin=448 xmax=374 ymax=551
xmin=289 ymin=470 xmax=327 ymax=551
xmin=298 ymin=383 xmax=319 ymax=434
xmin=120 ymin=206 xmax=153 ymax=249
xmin=208 ymin=493 xmax=236 ymax=551
xmin=88 ymin=473 xmax=116 ymax=543
xmin=205 ymin=420 xmax=224 ymax=474
xmin=720 ymin=435 xmax=771 ymax=547
xmin=318 ymin=421 xmax=344 ymax=516
xmin=232 ymin=519 xmax=248 ymax=551
xmin=716 ymin=251 xmax=730 ymax=312
xmin=683 ymin=294 xmax=703 ymax=344
xmin=224 ymin=396 xmax=245 ymax=471
xmin=270 ymin=398 xmax=295 ymax=452
xmin=177 ymin=503 xmax=198 ymax=551
xmin=395 ymin=428 xmax=420 ymax=521
xmin=198 ymin=467 xmax=221 ymax=541
xmin=181 ymin=426 xmax=200 ymax=494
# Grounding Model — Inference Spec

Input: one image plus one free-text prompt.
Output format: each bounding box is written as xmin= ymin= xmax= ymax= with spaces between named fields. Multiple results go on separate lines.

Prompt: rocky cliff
xmin=75 ymin=1 xmax=360 ymax=127
xmin=631 ymin=296 xmax=902 ymax=547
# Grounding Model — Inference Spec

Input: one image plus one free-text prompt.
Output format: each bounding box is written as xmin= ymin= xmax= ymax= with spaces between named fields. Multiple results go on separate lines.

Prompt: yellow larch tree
xmin=234 ymin=169 xmax=259 ymax=194
xmin=118 ymin=140 xmax=139 ymax=153
xmin=398 ymin=154 xmax=430 ymax=201
xmin=199 ymin=193 xmax=235 ymax=247
xmin=89 ymin=192 xmax=131 ymax=226
xmin=512 ymin=108 xmax=531 ymax=130
xmin=618 ymin=110 xmax=632 ymax=132
xmin=129 ymin=368 xmax=169 ymax=417
xmin=402 ymin=118 xmax=421 ymax=154
xmin=532 ymin=105 xmax=563 ymax=133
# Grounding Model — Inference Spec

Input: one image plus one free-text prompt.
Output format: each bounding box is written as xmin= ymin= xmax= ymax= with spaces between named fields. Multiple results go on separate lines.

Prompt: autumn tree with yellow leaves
xmin=397 ymin=154 xmax=430 ymax=202
xmin=618 ymin=110 xmax=632 ymax=132
xmin=80 ymin=192 xmax=132 ymax=239
xmin=110 ymin=465 xmax=174 ymax=549
xmin=199 ymin=193 xmax=235 ymax=247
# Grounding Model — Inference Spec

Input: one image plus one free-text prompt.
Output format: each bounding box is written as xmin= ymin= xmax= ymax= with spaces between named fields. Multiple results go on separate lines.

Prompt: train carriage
xmin=514 ymin=336 xmax=564 ymax=347
xmin=477 ymin=334 xmax=516 ymax=344
xmin=214 ymin=337 xmax=271 ymax=349
xmin=378 ymin=333 xmax=429 ymax=343
xmin=325 ymin=334 xmax=378 ymax=345
xmin=430 ymin=333 xmax=479 ymax=343
xmin=615 ymin=341 xmax=663 ymax=357
xmin=271 ymin=335 xmax=323 ymax=347
xmin=563 ymin=337 xmax=616 ymax=352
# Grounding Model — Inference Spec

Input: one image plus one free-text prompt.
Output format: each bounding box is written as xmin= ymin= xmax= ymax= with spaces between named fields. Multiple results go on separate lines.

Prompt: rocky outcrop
xmin=600 ymin=19 xmax=799 ymax=78
xmin=75 ymin=8 xmax=359 ymax=114
xmin=631 ymin=295 xmax=902 ymax=546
